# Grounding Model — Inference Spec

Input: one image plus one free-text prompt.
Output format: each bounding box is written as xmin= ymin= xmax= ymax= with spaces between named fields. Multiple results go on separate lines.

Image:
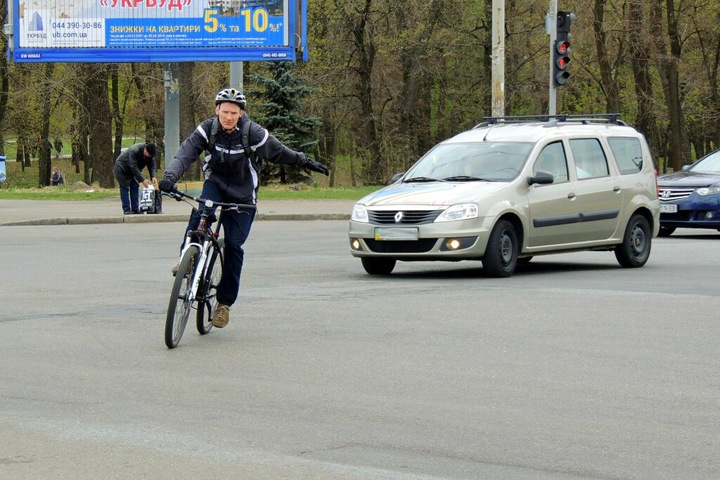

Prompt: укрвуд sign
xmin=11 ymin=0 xmax=306 ymax=62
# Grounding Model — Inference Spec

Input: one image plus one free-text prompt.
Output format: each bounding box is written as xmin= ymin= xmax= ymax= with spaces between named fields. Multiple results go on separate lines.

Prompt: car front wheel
xmin=483 ymin=219 xmax=518 ymax=278
xmin=615 ymin=214 xmax=651 ymax=268
xmin=361 ymin=257 xmax=396 ymax=275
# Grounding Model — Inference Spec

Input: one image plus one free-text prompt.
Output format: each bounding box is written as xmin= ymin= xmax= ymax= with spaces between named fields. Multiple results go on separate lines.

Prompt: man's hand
xmin=158 ymin=179 xmax=177 ymax=193
xmin=300 ymin=154 xmax=330 ymax=176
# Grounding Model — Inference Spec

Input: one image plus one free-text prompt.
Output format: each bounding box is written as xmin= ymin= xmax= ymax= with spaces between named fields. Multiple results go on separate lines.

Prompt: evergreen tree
xmin=249 ymin=62 xmax=320 ymax=184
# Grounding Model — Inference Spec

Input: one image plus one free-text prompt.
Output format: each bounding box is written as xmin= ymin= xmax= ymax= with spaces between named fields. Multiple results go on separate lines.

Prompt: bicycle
xmin=163 ymin=190 xmax=256 ymax=349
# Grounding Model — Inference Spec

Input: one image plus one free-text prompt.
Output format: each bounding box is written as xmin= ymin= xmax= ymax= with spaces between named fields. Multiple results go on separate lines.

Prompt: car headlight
xmin=435 ymin=203 xmax=479 ymax=222
xmin=696 ymin=186 xmax=720 ymax=196
xmin=351 ymin=204 xmax=369 ymax=222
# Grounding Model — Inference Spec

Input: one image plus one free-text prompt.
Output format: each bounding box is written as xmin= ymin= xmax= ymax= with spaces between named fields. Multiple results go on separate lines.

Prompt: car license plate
xmin=660 ymin=204 xmax=678 ymax=213
xmin=374 ymin=227 xmax=419 ymax=241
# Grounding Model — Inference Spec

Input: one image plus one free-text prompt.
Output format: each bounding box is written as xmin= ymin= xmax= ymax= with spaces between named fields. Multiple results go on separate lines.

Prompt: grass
xmin=0 ymin=157 xmax=383 ymax=201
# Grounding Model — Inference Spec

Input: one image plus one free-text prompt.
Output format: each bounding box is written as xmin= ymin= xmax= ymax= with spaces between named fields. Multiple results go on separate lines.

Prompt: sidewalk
xmin=0 ymin=197 xmax=355 ymax=226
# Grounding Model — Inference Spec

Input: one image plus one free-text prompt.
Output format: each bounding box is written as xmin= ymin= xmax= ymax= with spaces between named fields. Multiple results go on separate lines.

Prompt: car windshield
xmin=689 ymin=150 xmax=720 ymax=173
xmin=404 ymin=142 xmax=534 ymax=182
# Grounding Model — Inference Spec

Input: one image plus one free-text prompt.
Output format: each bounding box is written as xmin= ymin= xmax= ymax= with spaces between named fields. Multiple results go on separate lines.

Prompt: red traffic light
xmin=556 ymin=40 xmax=570 ymax=55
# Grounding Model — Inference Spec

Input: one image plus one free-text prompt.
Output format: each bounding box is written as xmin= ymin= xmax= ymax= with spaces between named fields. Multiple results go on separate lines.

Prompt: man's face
xmin=216 ymin=102 xmax=243 ymax=130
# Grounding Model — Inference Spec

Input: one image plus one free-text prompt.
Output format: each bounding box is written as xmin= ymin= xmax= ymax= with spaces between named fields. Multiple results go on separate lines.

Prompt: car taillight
xmin=654 ymin=168 xmax=659 ymax=198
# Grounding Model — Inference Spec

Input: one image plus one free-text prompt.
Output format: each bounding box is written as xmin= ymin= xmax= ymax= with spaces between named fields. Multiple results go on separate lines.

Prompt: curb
xmin=0 ymin=213 xmax=350 ymax=227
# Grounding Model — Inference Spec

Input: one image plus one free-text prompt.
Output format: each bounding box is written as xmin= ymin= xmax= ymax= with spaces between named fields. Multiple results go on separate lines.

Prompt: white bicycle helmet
xmin=215 ymin=88 xmax=246 ymax=109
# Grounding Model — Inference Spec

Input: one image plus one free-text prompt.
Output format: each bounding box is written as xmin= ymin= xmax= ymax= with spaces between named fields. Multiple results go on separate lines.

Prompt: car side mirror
xmin=527 ymin=171 xmax=554 ymax=185
xmin=681 ymin=165 xmax=691 ymax=172
xmin=390 ymin=172 xmax=405 ymax=184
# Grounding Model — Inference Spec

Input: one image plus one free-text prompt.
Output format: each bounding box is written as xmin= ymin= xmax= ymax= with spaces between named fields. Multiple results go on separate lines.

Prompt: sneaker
xmin=171 ymin=263 xmax=179 ymax=276
xmin=212 ymin=303 xmax=230 ymax=328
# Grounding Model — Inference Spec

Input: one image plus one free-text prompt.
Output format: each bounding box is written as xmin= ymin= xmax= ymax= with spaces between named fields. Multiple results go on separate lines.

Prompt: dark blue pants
xmin=119 ymin=181 xmax=139 ymax=213
xmin=185 ymin=180 xmax=254 ymax=307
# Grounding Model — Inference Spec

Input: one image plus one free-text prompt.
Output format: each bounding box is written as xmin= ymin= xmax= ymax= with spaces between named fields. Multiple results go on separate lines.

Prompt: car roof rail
xmin=474 ymin=113 xmax=627 ymax=128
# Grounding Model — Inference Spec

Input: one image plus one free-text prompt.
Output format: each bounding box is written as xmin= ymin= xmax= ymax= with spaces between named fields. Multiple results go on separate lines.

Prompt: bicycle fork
xmin=179 ymin=239 xmax=211 ymax=306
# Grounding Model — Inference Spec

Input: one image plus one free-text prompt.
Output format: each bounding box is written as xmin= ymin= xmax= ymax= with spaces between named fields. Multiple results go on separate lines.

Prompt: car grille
xmin=368 ymin=209 xmax=443 ymax=225
xmin=659 ymin=187 xmax=694 ymax=201
xmin=660 ymin=211 xmax=692 ymax=221
xmin=365 ymin=239 xmax=437 ymax=253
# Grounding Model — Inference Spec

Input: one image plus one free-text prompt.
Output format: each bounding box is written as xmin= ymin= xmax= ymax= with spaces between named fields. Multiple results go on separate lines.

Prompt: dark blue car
xmin=657 ymin=148 xmax=720 ymax=236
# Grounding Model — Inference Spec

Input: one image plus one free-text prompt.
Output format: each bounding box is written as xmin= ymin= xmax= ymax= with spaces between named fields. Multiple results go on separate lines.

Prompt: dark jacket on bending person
xmin=113 ymin=143 xmax=156 ymax=188
xmin=162 ymin=115 xmax=305 ymax=204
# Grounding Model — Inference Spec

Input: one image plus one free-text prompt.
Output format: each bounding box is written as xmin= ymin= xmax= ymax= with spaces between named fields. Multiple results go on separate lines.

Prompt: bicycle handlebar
xmin=161 ymin=189 xmax=256 ymax=211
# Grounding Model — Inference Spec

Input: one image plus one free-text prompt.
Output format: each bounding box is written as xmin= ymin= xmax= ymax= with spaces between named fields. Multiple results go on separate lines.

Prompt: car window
xmin=406 ymin=142 xmax=534 ymax=181
xmin=533 ymin=141 xmax=569 ymax=183
xmin=689 ymin=149 xmax=720 ymax=173
xmin=569 ymin=138 xmax=609 ymax=179
xmin=607 ymin=137 xmax=643 ymax=174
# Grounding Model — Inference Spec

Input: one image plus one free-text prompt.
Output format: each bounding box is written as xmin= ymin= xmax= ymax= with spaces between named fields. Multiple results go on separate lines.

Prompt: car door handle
xmin=613 ymin=186 xmax=621 ymax=192
xmin=567 ymin=192 xmax=576 ymax=199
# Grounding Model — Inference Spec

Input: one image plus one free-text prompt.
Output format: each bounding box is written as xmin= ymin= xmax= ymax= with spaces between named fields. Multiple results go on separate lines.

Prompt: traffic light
xmin=554 ymin=11 xmax=576 ymax=87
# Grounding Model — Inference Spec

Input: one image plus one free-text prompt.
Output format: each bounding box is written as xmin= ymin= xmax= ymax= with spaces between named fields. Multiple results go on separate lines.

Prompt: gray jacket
xmin=163 ymin=115 xmax=305 ymax=204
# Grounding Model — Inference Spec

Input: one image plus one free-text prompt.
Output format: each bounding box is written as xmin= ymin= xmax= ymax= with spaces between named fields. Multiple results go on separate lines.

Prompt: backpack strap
xmin=206 ymin=117 xmax=219 ymax=154
xmin=241 ymin=118 xmax=253 ymax=158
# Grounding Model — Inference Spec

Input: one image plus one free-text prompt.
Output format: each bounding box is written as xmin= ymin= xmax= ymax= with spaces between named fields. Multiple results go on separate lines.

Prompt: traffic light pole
xmin=547 ymin=0 xmax=558 ymax=115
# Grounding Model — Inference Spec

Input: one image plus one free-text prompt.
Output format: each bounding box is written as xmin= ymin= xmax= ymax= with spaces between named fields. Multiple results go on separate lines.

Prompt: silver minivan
xmin=349 ymin=115 xmax=660 ymax=277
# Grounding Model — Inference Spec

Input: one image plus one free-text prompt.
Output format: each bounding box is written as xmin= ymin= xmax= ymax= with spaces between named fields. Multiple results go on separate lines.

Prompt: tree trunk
xmin=651 ymin=0 xmax=690 ymax=171
xmin=39 ymin=63 xmax=55 ymax=186
xmin=351 ymin=0 xmax=382 ymax=184
xmin=17 ymin=143 xmax=24 ymax=169
xmin=85 ymin=64 xmax=114 ymax=188
xmin=628 ymin=1 xmax=660 ymax=164
xmin=319 ymin=119 xmax=337 ymax=187
xmin=593 ymin=0 xmax=621 ymax=113
xmin=691 ymin=5 xmax=720 ymax=150
xmin=0 ymin=1 xmax=8 ymax=157
xmin=110 ymin=64 xmax=123 ymax=161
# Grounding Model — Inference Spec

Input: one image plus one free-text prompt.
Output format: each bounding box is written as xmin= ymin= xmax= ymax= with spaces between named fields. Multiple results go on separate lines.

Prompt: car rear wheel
xmin=658 ymin=226 xmax=675 ymax=237
xmin=483 ymin=220 xmax=518 ymax=278
xmin=361 ymin=257 xmax=396 ymax=275
xmin=615 ymin=214 xmax=651 ymax=268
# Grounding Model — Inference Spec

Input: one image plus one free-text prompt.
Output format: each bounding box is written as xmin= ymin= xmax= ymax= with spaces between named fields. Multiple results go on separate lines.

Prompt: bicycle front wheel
xmin=196 ymin=238 xmax=224 ymax=335
xmin=165 ymin=246 xmax=199 ymax=349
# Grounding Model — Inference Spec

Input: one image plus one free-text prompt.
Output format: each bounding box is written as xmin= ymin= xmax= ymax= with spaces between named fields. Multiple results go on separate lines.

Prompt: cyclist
xmin=159 ymin=88 xmax=329 ymax=329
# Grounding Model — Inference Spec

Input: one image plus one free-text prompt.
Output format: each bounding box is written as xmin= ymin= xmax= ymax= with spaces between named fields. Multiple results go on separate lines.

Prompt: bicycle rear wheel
xmin=196 ymin=238 xmax=224 ymax=334
xmin=165 ymin=245 xmax=199 ymax=349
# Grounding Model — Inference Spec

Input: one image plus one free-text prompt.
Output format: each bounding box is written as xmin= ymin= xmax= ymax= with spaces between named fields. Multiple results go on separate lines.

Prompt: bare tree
xmin=85 ymin=64 xmax=114 ymax=188
xmin=38 ymin=63 xmax=55 ymax=186
xmin=0 ymin=1 xmax=8 ymax=157
xmin=628 ymin=0 xmax=661 ymax=162
xmin=651 ymin=0 xmax=691 ymax=171
xmin=593 ymin=0 xmax=621 ymax=113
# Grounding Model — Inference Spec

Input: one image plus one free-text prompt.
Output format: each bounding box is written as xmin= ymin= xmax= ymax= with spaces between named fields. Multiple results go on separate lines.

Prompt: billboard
xmin=11 ymin=0 xmax=306 ymax=62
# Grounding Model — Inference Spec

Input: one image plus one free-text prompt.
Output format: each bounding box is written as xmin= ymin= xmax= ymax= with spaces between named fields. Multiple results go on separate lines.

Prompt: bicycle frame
xmin=166 ymin=191 xmax=256 ymax=307
xmin=179 ymin=200 xmax=223 ymax=307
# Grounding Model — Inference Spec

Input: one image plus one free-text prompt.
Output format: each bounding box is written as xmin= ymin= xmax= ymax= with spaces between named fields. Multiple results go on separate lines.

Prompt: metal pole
xmin=163 ymin=63 xmax=180 ymax=163
xmin=230 ymin=62 xmax=244 ymax=92
xmin=491 ymin=0 xmax=505 ymax=117
xmin=547 ymin=0 xmax=558 ymax=115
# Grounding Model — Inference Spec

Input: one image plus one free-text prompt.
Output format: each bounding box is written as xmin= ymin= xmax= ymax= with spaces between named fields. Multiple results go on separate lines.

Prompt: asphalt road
xmin=1 ymin=221 xmax=718 ymax=479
